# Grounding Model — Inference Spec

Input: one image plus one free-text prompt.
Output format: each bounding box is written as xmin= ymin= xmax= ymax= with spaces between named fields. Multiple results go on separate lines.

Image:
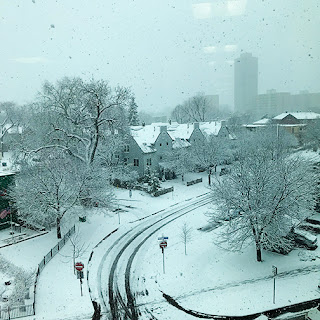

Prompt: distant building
xmin=291 ymin=91 xmax=320 ymax=112
xmin=256 ymin=90 xmax=320 ymax=117
xmin=244 ymin=111 xmax=320 ymax=142
xmin=257 ymin=90 xmax=291 ymax=117
xmin=234 ymin=52 xmax=258 ymax=114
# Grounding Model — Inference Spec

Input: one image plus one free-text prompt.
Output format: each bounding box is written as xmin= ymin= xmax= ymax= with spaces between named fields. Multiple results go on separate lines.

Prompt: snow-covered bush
xmin=0 ymin=254 xmax=34 ymax=306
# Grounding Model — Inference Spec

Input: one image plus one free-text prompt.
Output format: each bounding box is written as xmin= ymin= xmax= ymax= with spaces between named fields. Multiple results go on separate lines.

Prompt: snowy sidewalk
xmin=174 ymin=263 xmax=320 ymax=301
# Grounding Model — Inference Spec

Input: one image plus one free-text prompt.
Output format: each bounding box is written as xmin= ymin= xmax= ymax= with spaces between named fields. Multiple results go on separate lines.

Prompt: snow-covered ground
xmin=1 ymin=171 xmax=320 ymax=319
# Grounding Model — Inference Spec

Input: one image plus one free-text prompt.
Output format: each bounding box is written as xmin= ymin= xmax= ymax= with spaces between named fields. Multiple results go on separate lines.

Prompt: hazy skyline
xmin=0 ymin=0 xmax=319 ymax=114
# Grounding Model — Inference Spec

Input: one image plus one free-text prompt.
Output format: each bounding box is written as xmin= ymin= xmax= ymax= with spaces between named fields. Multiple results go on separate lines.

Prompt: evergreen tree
xmin=149 ymin=171 xmax=161 ymax=194
xmin=128 ymin=97 xmax=139 ymax=126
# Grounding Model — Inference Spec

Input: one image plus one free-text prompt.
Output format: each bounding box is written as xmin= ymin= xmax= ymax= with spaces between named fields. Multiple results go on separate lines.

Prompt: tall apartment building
xmin=234 ymin=52 xmax=258 ymax=114
xmin=257 ymin=89 xmax=291 ymax=117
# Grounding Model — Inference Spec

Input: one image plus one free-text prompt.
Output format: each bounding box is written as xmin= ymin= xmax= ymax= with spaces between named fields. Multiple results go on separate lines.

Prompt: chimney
xmin=160 ymin=126 xmax=167 ymax=133
xmin=194 ymin=122 xmax=199 ymax=129
xmin=221 ymin=120 xmax=226 ymax=127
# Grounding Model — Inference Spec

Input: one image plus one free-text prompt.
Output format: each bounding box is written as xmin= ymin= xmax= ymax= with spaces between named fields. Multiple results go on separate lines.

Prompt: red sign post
xmin=75 ymin=262 xmax=84 ymax=296
xmin=159 ymin=240 xmax=168 ymax=274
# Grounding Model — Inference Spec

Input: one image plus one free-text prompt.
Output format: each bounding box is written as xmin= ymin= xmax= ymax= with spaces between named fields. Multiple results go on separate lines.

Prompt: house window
xmin=166 ymin=142 xmax=168 ymax=145
xmin=146 ymin=158 xmax=152 ymax=166
xmin=124 ymin=145 xmax=130 ymax=152
xmin=160 ymin=143 xmax=162 ymax=147
xmin=115 ymin=154 xmax=120 ymax=162
xmin=134 ymin=159 xmax=139 ymax=167
xmin=124 ymin=158 xmax=128 ymax=165
xmin=160 ymin=156 xmax=162 ymax=160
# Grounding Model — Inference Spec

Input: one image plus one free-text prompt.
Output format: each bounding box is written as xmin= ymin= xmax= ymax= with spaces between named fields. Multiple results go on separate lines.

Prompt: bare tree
xmin=209 ymin=129 xmax=317 ymax=262
xmin=171 ymin=93 xmax=216 ymax=123
xmin=8 ymin=150 xmax=90 ymax=238
xmin=171 ymin=104 xmax=187 ymax=123
xmin=180 ymin=222 xmax=193 ymax=255
xmin=0 ymin=102 xmax=23 ymax=156
xmin=31 ymin=78 xmax=130 ymax=164
xmin=59 ymin=226 xmax=90 ymax=274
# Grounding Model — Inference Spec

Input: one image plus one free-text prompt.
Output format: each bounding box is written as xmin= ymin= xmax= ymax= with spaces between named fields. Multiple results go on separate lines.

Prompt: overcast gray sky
xmin=0 ymin=0 xmax=319 ymax=113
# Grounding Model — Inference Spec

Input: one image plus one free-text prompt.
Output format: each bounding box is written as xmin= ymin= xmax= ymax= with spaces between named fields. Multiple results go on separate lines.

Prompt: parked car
xmin=292 ymin=229 xmax=318 ymax=250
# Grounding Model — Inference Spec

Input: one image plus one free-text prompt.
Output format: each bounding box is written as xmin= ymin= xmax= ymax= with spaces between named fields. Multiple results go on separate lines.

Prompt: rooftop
xmin=273 ymin=112 xmax=320 ymax=120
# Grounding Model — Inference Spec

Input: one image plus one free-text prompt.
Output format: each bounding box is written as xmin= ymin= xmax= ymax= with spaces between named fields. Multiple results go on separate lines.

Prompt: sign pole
xmin=162 ymin=247 xmax=165 ymax=274
xmin=272 ymin=265 xmax=277 ymax=304
xmin=273 ymin=277 xmax=276 ymax=304
xmin=75 ymin=262 xmax=85 ymax=297
xmin=158 ymin=236 xmax=168 ymax=275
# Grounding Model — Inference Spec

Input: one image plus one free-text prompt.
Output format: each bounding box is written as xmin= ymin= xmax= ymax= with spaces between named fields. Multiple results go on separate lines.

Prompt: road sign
xmin=159 ymin=241 xmax=167 ymax=248
xmin=272 ymin=265 xmax=277 ymax=276
xmin=158 ymin=236 xmax=168 ymax=240
xmin=75 ymin=262 xmax=84 ymax=271
xmin=77 ymin=270 xmax=84 ymax=279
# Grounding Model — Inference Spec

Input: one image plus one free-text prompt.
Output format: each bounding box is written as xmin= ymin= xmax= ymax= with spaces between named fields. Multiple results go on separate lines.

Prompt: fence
xmin=0 ymin=225 xmax=75 ymax=319
xmin=154 ymin=187 xmax=174 ymax=197
xmin=0 ymin=305 xmax=34 ymax=320
xmin=186 ymin=178 xmax=202 ymax=187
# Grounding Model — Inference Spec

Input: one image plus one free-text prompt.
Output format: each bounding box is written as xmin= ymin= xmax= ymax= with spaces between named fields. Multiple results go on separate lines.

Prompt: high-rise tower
xmin=234 ymin=52 xmax=258 ymax=114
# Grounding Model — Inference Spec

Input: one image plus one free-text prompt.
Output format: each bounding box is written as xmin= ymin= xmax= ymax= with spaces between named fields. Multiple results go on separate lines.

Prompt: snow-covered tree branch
xmin=209 ymin=128 xmax=317 ymax=262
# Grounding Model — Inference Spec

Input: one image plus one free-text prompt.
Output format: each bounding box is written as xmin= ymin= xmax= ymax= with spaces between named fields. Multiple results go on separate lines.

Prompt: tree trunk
xmin=56 ymin=216 xmax=62 ymax=239
xmin=256 ymin=241 xmax=262 ymax=262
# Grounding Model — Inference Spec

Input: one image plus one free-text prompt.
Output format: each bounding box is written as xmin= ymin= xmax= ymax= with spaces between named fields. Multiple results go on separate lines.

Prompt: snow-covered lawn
xmin=0 ymin=171 xmax=320 ymax=319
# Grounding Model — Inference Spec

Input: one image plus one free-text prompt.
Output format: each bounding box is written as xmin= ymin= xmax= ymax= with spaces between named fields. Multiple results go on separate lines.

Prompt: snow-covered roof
xmin=199 ymin=121 xmax=222 ymax=137
xmin=167 ymin=123 xmax=194 ymax=140
xmin=130 ymin=122 xmax=194 ymax=153
xmin=172 ymin=138 xmax=191 ymax=149
xmin=273 ymin=112 xmax=320 ymax=120
xmin=253 ymin=118 xmax=271 ymax=125
xmin=130 ymin=125 xmax=159 ymax=153
xmin=130 ymin=121 xmax=228 ymax=153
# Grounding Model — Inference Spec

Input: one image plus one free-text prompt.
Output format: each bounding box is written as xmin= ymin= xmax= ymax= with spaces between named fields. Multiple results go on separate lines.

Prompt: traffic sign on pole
xmin=158 ymin=236 xmax=168 ymax=241
xmin=159 ymin=241 xmax=167 ymax=248
xmin=75 ymin=262 xmax=84 ymax=271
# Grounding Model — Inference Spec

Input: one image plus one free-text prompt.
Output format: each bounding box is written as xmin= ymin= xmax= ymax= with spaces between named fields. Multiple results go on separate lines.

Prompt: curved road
xmin=92 ymin=193 xmax=212 ymax=319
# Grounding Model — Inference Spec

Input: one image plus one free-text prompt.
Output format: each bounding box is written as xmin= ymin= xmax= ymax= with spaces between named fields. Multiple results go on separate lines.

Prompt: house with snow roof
xmin=244 ymin=111 xmax=320 ymax=141
xmin=122 ymin=121 xmax=233 ymax=176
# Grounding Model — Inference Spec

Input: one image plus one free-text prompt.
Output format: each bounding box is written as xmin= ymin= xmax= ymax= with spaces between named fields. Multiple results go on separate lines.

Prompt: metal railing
xmin=0 ymin=225 xmax=75 ymax=319
xmin=0 ymin=304 xmax=34 ymax=320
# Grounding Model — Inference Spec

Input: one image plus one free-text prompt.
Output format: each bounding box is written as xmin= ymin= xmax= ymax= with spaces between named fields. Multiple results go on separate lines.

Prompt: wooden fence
xmin=186 ymin=178 xmax=202 ymax=186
